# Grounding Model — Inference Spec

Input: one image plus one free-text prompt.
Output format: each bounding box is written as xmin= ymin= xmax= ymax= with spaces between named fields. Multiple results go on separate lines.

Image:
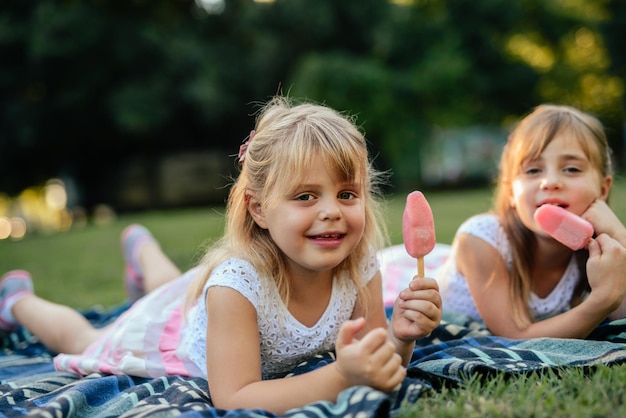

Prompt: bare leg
xmin=138 ymin=239 xmax=182 ymax=293
xmin=121 ymin=225 xmax=182 ymax=301
xmin=12 ymin=294 xmax=106 ymax=354
xmin=0 ymin=226 xmax=182 ymax=355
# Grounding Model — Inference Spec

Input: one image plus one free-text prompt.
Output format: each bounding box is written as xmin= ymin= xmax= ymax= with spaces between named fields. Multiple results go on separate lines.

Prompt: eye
xmin=563 ymin=165 xmax=583 ymax=174
xmin=522 ymin=166 xmax=541 ymax=176
xmin=519 ymin=159 xmax=541 ymax=176
xmin=338 ymin=191 xmax=357 ymax=200
xmin=295 ymin=193 xmax=314 ymax=201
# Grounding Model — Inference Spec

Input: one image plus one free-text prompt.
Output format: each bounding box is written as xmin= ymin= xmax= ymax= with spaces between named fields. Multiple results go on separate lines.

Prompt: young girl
xmin=439 ymin=104 xmax=626 ymax=339
xmin=0 ymin=96 xmax=442 ymax=414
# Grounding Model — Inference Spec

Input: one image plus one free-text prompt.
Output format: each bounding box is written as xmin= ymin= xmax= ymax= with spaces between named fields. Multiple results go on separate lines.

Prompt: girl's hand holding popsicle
xmin=390 ymin=191 xmax=442 ymax=343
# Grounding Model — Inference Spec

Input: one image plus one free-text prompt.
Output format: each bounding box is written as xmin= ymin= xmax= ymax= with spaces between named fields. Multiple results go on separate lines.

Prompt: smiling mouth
xmin=310 ymin=234 xmax=345 ymax=240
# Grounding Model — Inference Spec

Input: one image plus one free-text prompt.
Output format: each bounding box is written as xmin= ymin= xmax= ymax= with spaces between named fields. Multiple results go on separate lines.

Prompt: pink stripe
xmin=157 ymin=304 xmax=190 ymax=376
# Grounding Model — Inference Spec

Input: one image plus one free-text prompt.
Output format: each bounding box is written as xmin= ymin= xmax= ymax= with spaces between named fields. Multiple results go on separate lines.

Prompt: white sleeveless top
xmin=183 ymin=251 xmax=379 ymax=379
xmin=438 ymin=213 xmax=581 ymax=323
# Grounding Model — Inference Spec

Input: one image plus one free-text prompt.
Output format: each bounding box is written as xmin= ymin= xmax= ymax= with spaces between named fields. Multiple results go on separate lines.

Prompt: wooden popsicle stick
xmin=418 ymin=257 xmax=425 ymax=278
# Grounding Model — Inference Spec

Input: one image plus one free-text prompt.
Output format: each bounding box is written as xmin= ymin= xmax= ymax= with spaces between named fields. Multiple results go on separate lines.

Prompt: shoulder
xmin=458 ymin=214 xmax=509 ymax=251
xmin=206 ymin=258 xmax=265 ymax=307
xmin=359 ymin=245 xmax=380 ymax=283
xmin=458 ymin=213 xmax=501 ymax=235
xmin=455 ymin=213 xmax=513 ymax=269
xmin=209 ymin=258 xmax=259 ymax=282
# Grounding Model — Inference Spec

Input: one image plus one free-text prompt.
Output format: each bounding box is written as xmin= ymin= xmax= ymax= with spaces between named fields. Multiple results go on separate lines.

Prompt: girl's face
xmin=249 ymin=159 xmax=366 ymax=277
xmin=511 ymin=134 xmax=611 ymax=235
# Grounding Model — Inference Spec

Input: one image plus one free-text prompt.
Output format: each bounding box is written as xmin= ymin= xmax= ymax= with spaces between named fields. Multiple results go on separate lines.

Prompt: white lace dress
xmin=438 ymin=213 xmax=582 ymax=323
xmin=54 ymin=252 xmax=379 ymax=379
xmin=184 ymin=254 xmax=378 ymax=379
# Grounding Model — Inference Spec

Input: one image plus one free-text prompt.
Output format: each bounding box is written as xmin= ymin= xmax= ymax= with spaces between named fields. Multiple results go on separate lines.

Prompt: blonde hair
xmin=493 ymin=104 xmax=612 ymax=328
xmin=187 ymin=96 xmax=388 ymax=311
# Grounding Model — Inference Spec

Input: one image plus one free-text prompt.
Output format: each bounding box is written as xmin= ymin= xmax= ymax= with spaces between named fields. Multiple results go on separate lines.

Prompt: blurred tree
xmin=291 ymin=0 xmax=538 ymax=188
xmin=0 ymin=0 xmax=624 ymax=209
xmin=0 ymin=0 xmax=281 ymax=207
xmin=290 ymin=0 xmax=625 ymax=189
xmin=600 ymin=0 xmax=626 ymax=167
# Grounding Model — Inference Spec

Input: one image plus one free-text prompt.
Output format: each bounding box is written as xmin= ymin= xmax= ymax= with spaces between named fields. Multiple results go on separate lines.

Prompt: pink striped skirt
xmin=54 ymin=268 xmax=204 ymax=378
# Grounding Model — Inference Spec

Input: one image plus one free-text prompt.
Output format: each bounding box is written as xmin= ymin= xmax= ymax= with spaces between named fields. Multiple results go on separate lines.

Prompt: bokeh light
xmin=0 ymin=177 xmax=114 ymax=240
xmin=0 ymin=217 xmax=10 ymax=239
xmin=44 ymin=179 xmax=68 ymax=211
xmin=10 ymin=217 xmax=26 ymax=239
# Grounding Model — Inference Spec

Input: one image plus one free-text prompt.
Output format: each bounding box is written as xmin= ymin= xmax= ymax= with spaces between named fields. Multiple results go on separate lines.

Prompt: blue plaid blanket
xmin=1 ymin=305 xmax=625 ymax=417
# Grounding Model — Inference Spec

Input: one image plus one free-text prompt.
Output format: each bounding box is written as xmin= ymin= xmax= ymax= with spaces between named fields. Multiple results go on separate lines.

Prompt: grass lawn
xmin=1 ymin=181 xmax=626 ymax=416
xmin=0 ymin=185 xmax=498 ymax=308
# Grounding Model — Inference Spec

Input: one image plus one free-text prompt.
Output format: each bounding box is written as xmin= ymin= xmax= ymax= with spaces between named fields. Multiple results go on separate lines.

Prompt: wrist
xmin=386 ymin=326 xmax=414 ymax=347
xmin=613 ymin=229 xmax=626 ymax=247
xmin=330 ymin=359 xmax=352 ymax=389
xmin=583 ymin=292 xmax=620 ymax=317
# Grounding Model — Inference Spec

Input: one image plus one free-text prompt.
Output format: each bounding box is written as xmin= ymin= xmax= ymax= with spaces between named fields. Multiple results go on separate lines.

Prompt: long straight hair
xmin=493 ymin=104 xmax=612 ymax=328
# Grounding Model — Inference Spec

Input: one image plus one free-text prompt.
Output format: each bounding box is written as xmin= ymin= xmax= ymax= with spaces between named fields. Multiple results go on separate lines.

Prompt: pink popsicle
xmin=402 ymin=191 xmax=436 ymax=277
xmin=534 ymin=205 xmax=594 ymax=250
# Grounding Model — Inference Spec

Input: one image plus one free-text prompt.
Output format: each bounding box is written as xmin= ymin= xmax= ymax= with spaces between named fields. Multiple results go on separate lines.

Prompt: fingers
xmin=593 ymin=233 xmax=625 ymax=257
xmin=401 ymin=301 xmax=441 ymax=326
xmin=335 ymin=317 xmax=366 ymax=350
xmin=358 ymin=327 xmax=390 ymax=352
xmin=398 ymin=277 xmax=442 ymax=320
xmin=392 ymin=276 xmax=442 ymax=340
xmin=407 ymin=276 xmax=439 ymax=292
xmin=587 ymin=236 xmax=600 ymax=258
xmin=375 ymin=357 xmax=406 ymax=391
xmin=335 ymin=326 xmax=405 ymax=391
xmin=586 ymin=233 xmax=626 ymax=308
xmin=355 ymin=329 xmax=406 ymax=390
xmin=587 ymin=234 xmax=626 ymax=278
xmin=400 ymin=277 xmax=440 ymax=302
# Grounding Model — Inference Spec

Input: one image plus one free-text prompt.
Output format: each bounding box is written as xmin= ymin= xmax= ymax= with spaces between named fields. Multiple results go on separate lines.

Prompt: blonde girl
xmin=439 ymin=104 xmax=626 ymax=339
xmin=1 ymin=96 xmax=442 ymax=415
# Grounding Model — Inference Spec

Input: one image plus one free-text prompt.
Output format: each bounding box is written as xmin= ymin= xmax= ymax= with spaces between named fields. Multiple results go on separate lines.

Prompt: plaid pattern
xmin=1 ymin=307 xmax=625 ymax=417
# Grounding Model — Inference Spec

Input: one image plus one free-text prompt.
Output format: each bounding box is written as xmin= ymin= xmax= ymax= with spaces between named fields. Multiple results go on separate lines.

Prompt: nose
xmin=540 ymin=169 xmax=563 ymax=191
xmin=319 ymin=198 xmax=341 ymax=221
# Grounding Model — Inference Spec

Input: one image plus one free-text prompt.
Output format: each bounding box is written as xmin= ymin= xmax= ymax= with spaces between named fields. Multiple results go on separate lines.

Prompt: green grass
xmin=399 ymin=365 xmax=626 ymax=418
xmin=1 ymin=182 xmax=626 ymax=416
xmin=0 ymin=208 xmax=227 ymax=308
xmin=0 ymin=186 xmax=496 ymax=309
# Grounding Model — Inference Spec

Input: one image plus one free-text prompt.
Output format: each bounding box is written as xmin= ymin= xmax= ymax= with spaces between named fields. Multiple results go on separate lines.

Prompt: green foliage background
xmin=1 ymin=0 xmax=625 ymax=207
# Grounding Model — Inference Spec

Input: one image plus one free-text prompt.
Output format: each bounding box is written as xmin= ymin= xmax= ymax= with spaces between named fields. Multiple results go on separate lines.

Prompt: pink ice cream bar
xmin=402 ymin=191 xmax=436 ymax=277
xmin=534 ymin=204 xmax=594 ymax=250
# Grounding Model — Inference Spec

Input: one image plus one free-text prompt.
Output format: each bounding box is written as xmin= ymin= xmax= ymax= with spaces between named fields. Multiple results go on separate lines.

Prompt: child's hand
xmin=586 ymin=233 xmax=626 ymax=311
xmin=391 ymin=276 xmax=442 ymax=342
xmin=583 ymin=200 xmax=626 ymax=245
xmin=333 ymin=318 xmax=406 ymax=392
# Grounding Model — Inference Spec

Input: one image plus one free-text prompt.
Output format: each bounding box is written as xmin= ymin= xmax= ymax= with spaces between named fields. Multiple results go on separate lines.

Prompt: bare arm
xmin=456 ymin=233 xmax=626 ymax=339
xmin=583 ymin=200 xmax=626 ymax=319
xmin=205 ymin=286 xmax=405 ymax=414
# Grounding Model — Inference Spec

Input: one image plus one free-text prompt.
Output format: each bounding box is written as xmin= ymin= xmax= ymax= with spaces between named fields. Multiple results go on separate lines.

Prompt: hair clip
xmin=238 ymin=130 xmax=255 ymax=164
